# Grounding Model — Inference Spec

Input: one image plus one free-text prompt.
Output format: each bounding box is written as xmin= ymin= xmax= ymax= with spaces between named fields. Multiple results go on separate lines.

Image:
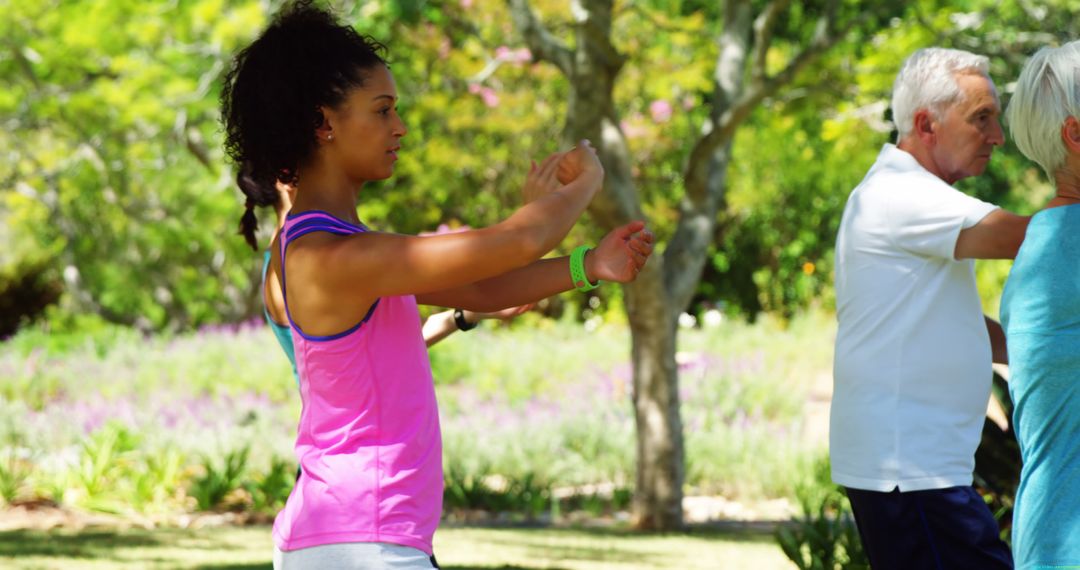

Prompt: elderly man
xmin=831 ymin=47 xmax=1029 ymax=568
xmin=1000 ymin=40 xmax=1080 ymax=568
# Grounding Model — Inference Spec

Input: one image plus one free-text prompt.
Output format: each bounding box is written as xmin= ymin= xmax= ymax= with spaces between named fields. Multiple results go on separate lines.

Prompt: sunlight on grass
xmin=0 ymin=525 xmax=792 ymax=569
xmin=434 ymin=526 xmax=792 ymax=570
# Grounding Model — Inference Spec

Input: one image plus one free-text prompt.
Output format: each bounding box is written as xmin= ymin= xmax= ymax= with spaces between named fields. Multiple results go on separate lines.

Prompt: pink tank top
xmin=272 ymin=211 xmax=442 ymax=555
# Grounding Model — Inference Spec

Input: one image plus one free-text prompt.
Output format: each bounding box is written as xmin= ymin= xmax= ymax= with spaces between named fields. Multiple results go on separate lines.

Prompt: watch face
xmin=454 ymin=309 xmax=475 ymax=331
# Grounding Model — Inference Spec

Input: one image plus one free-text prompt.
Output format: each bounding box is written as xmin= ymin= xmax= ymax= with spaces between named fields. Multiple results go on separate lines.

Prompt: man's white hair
xmin=892 ymin=48 xmax=991 ymax=140
xmin=1006 ymin=41 xmax=1080 ymax=180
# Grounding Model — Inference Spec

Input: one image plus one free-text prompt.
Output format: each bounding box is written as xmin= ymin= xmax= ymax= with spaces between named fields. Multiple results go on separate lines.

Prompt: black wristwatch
xmin=453 ymin=309 xmax=477 ymax=331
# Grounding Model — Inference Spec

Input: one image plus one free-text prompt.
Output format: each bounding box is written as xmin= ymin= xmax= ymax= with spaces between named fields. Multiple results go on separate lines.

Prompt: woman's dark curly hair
xmin=220 ymin=0 xmax=388 ymax=216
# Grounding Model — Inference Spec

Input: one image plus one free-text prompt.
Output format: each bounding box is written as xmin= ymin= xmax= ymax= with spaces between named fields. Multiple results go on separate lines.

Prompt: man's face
xmin=930 ymin=73 xmax=1004 ymax=184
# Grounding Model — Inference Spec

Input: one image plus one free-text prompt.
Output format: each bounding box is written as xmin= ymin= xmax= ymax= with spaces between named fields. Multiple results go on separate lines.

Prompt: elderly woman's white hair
xmin=1006 ymin=41 xmax=1080 ymax=180
xmin=892 ymin=48 xmax=991 ymax=140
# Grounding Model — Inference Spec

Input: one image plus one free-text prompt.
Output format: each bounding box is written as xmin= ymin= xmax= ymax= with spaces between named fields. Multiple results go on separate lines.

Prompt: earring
xmin=327 ymin=134 xmax=334 ymax=141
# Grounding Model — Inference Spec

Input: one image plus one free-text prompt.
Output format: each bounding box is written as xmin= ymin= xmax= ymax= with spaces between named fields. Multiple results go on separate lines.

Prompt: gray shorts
xmin=273 ymin=542 xmax=436 ymax=570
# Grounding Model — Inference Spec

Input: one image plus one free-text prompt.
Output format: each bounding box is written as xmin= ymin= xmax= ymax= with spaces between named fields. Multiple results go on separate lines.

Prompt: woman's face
xmin=323 ymin=65 xmax=407 ymax=183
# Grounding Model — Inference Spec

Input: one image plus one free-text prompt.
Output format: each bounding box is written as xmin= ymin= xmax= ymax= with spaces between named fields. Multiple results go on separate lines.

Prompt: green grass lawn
xmin=0 ymin=524 xmax=792 ymax=569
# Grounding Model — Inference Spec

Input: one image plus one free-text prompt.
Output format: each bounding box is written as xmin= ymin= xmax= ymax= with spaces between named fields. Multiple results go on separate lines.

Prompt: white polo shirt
xmin=831 ymin=144 xmax=998 ymax=492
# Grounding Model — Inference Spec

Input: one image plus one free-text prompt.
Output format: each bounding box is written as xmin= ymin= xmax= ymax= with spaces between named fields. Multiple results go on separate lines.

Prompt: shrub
xmin=245 ymin=456 xmax=297 ymax=515
xmin=0 ymin=258 xmax=62 ymax=340
xmin=775 ymin=458 xmax=868 ymax=570
xmin=189 ymin=447 xmax=250 ymax=512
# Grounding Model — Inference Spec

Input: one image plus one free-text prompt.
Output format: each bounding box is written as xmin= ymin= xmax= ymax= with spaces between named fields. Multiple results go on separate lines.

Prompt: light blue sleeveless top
xmin=1001 ymin=204 xmax=1080 ymax=569
xmin=262 ymin=250 xmax=298 ymax=384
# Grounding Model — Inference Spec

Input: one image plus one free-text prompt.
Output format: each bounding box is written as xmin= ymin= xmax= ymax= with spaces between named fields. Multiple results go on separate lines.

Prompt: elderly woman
xmin=1000 ymin=40 xmax=1080 ymax=568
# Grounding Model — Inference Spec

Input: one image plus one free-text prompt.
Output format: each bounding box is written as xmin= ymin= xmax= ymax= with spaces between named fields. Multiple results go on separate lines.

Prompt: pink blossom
xmin=480 ymin=87 xmax=499 ymax=108
xmin=494 ymin=46 xmax=531 ymax=65
xmin=649 ymin=99 xmax=673 ymax=123
xmin=468 ymin=83 xmax=482 ymax=94
xmin=419 ymin=223 xmax=471 ymax=237
xmin=460 ymin=0 xmax=473 ymax=7
xmin=620 ymin=118 xmax=648 ymax=139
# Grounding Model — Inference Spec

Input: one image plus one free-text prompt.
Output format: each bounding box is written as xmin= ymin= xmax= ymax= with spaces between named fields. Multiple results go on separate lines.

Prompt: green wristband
xmin=570 ymin=245 xmax=600 ymax=292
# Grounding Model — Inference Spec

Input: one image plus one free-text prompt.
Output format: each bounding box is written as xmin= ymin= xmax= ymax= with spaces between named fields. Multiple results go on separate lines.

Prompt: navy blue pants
xmin=844 ymin=486 xmax=1013 ymax=570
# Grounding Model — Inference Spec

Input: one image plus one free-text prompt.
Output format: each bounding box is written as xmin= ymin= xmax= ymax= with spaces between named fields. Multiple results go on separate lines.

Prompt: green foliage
xmin=443 ymin=461 xmax=553 ymax=519
xmin=4 ymin=0 xmax=1075 ymax=330
xmin=0 ymin=311 xmax=831 ymax=519
xmin=1 ymin=0 xmax=272 ymax=331
xmin=128 ymin=445 xmax=186 ymax=512
xmin=0 ymin=448 xmax=31 ymax=506
xmin=73 ymin=422 xmax=143 ymax=513
xmin=2 ymin=308 xmax=136 ymax=357
xmin=189 ymin=446 xmax=250 ymax=512
xmin=428 ymin=317 xmax=629 ymax=399
xmin=346 ymin=0 xmax=568 ymax=237
xmin=775 ymin=458 xmax=868 ymax=570
xmin=681 ymin=312 xmax=833 ymax=498
xmin=244 ymin=456 xmax=297 ymax=514
xmin=710 ymin=105 xmax=880 ymax=317
xmin=558 ymin=487 xmax=634 ymax=518
xmin=443 ymin=461 xmax=631 ymax=521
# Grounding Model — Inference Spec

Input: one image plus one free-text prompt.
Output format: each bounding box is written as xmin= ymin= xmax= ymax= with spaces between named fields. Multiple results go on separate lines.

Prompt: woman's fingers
xmin=538 ymin=152 xmax=562 ymax=186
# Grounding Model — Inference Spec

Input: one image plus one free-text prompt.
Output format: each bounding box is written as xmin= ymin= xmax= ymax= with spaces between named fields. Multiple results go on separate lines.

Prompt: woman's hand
xmin=522 ymin=152 xmax=564 ymax=204
xmin=556 ymin=139 xmax=604 ymax=186
xmin=585 ymin=220 xmax=654 ymax=284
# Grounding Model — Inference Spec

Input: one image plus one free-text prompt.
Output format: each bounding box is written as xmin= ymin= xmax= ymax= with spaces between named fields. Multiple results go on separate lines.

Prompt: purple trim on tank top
xmin=285 ymin=216 xmax=367 ymax=240
xmin=279 ymin=212 xmax=379 ymax=342
xmin=285 ymin=209 xmax=368 ymax=231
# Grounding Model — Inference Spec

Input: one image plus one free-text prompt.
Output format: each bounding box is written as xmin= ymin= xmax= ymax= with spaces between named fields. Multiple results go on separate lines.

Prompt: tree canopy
xmin=1 ymin=0 xmax=1074 ymax=333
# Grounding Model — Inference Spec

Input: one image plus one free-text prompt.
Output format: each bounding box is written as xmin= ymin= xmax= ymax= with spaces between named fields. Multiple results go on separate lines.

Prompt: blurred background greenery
xmin=3 ymin=0 xmax=1069 ymax=337
xmin=2 ymin=0 xmax=1077 ymax=567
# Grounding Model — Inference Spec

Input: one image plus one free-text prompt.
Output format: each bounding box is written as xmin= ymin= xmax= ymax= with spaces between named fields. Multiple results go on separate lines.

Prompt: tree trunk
xmin=625 ymin=265 xmax=684 ymax=529
xmin=509 ymin=0 xmax=689 ymax=530
xmin=508 ymin=0 xmax=857 ymax=531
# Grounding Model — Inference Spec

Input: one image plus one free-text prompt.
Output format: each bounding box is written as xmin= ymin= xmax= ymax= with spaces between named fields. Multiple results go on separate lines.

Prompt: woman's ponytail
xmin=239 ymin=198 xmax=260 ymax=251
xmin=235 ymin=166 xmax=279 ymax=251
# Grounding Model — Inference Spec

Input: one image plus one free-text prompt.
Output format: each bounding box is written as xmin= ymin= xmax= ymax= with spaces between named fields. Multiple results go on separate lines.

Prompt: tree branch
xmin=173 ymin=110 xmax=216 ymax=173
xmin=622 ymin=2 xmax=695 ymax=33
xmin=757 ymin=0 xmax=840 ymax=100
xmin=667 ymin=0 xmax=866 ymax=312
xmin=578 ymin=0 xmax=627 ymax=74
xmin=184 ymin=128 xmax=215 ymax=172
xmin=715 ymin=0 xmax=851 ymax=154
xmin=8 ymin=44 xmax=43 ymax=91
xmin=506 ymin=0 xmax=573 ymax=75
xmin=751 ymin=0 xmax=790 ymax=84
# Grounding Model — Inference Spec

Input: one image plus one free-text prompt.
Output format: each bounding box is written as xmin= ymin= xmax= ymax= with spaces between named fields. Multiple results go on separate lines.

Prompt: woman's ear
xmin=314 ymin=106 xmax=334 ymax=144
xmin=1062 ymin=116 xmax=1080 ymax=154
